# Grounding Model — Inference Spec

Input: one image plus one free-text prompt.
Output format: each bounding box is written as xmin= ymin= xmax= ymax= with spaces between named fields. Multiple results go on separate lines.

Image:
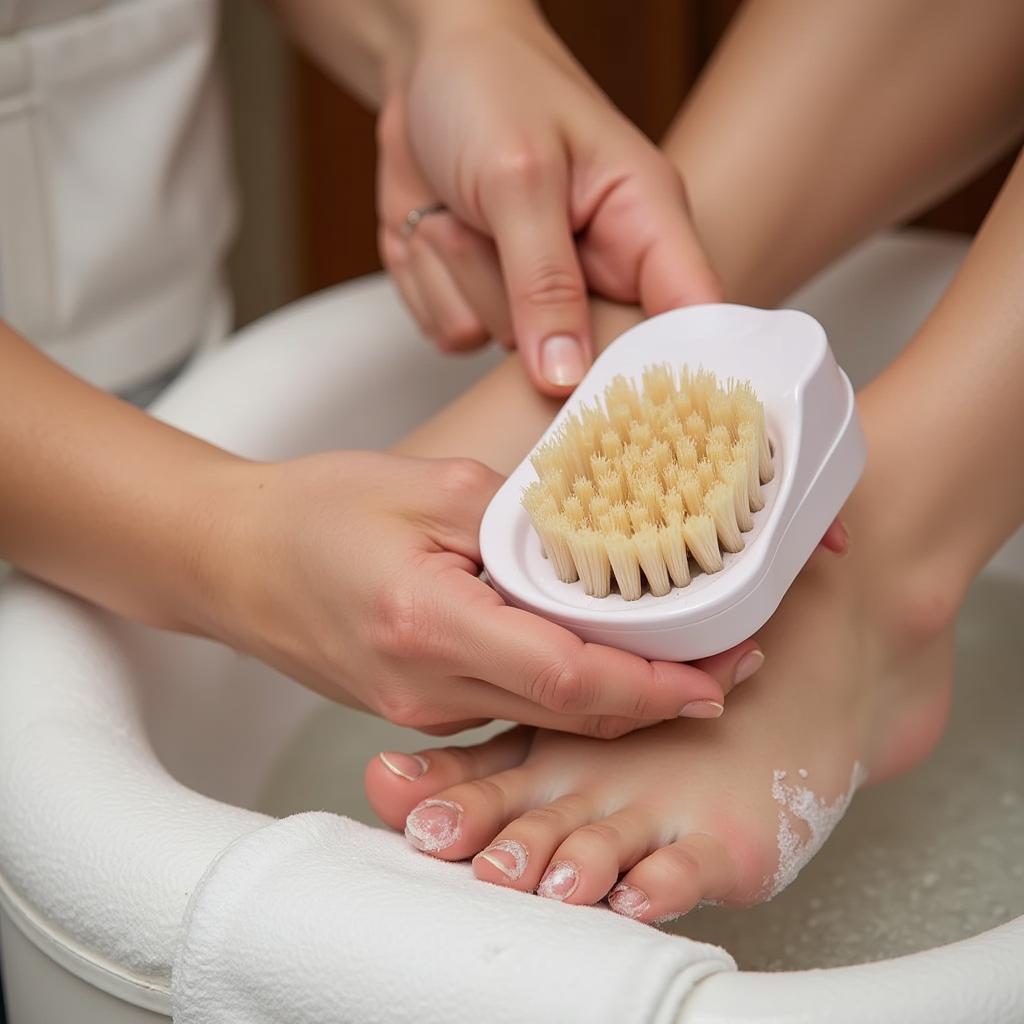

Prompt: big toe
xmin=365 ymin=726 xmax=533 ymax=831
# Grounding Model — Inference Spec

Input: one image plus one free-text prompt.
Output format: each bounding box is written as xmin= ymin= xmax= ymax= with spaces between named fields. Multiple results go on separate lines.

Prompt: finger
xmin=416 ymin=719 xmax=493 ymax=736
xmin=378 ymin=94 xmax=473 ymax=348
xmin=819 ymin=517 xmax=850 ymax=556
xmin=380 ymin=228 xmax=436 ymax=339
xmin=376 ymin=94 xmax=437 ymax=235
xmin=444 ymin=579 xmax=728 ymax=724
xmin=578 ymin=165 xmax=721 ymax=313
xmin=418 ymin=214 xmax=515 ymax=346
xmin=633 ymin=175 xmax=723 ymax=313
xmin=689 ymin=640 xmax=765 ymax=698
xmin=408 ymin=237 xmax=490 ymax=352
xmin=479 ymin=154 xmax=592 ymax=395
xmin=429 ymin=675 xmax=660 ymax=739
xmin=414 ymin=456 xmax=505 ymax=560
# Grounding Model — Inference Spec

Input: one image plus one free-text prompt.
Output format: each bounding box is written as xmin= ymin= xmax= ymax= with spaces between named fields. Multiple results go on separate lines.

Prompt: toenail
xmin=405 ymin=799 xmax=462 ymax=851
xmin=537 ymin=861 xmax=579 ymax=901
xmin=378 ymin=751 xmax=429 ymax=781
xmin=475 ymin=839 xmax=528 ymax=881
xmin=608 ymin=883 xmax=650 ymax=919
xmin=733 ymin=649 xmax=765 ymax=687
xmin=680 ymin=699 xmax=725 ymax=719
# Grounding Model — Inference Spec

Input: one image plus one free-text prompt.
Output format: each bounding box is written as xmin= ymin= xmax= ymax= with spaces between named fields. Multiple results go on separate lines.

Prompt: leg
xmin=392 ymin=299 xmax=642 ymax=474
xmin=662 ymin=0 xmax=1024 ymax=306
xmin=366 ymin=154 xmax=1024 ymax=919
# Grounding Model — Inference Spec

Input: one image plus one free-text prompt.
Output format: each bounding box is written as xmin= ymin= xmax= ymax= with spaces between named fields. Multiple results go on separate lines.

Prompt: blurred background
xmin=222 ymin=0 xmax=1019 ymax=330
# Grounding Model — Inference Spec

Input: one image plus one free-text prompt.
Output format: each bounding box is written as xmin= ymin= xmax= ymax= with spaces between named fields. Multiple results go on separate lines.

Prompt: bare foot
xmin=365 ymin=495 xmax=956 ymax=922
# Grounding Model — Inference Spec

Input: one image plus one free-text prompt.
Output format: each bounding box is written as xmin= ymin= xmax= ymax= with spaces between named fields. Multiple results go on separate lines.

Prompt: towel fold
xmin=172 ymin=812 xmax=734 ymax=1024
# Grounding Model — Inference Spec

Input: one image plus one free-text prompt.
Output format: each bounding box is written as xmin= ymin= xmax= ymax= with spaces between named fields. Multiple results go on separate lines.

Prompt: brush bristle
xmin=522 ymin=363 xmax=774 ymax=599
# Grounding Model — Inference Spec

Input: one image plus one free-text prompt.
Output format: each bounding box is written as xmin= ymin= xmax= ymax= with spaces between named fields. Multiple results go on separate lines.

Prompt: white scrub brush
xmin=480 ymin=304 xmax=865 ymax=660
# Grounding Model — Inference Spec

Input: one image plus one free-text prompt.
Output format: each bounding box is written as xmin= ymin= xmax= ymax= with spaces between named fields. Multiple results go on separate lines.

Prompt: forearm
xmin=666 ymin=0 xmax=1024 ymax=306
xmin=268 ymin=0 xmax=546 ymax=108
xmin=0 ymin=323 xmax=242 ymax=633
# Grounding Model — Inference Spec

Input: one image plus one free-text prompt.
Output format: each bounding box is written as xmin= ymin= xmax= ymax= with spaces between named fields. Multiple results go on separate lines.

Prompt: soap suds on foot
xmin=768 ymin=761 xmax=866 ymax=900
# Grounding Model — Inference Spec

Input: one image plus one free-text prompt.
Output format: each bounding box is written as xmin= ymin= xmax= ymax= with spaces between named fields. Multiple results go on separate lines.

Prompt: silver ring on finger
xmin=401 ymin=201 xmax=448 ymax=239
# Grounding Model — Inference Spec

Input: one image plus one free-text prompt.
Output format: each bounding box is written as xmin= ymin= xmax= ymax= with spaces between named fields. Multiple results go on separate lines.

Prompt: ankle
xmin=841 ymin=432 xmax=974 ymax=646
xmin=889 ymin=567 xmax=965 ymax=644
xmin=839 ymin=506 xmax=968 ymax=649
xmin=842 ymin=530 xmax=966 ymax=648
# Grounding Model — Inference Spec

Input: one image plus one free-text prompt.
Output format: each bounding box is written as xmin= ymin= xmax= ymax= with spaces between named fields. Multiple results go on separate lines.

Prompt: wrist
xmin=163 ymin=453 xmax=263 ymax=644
xmin=399 ymin=0 xmax=539 ymax=36
xmin=186 ymin=456 xmax=325 ymax=668
xmin=384 ymin=0 xmax=545 ymax=89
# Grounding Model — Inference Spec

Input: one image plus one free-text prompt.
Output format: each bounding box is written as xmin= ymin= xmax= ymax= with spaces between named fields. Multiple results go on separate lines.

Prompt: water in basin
xmin=255 ymin=574 xmax=1024 ymax=970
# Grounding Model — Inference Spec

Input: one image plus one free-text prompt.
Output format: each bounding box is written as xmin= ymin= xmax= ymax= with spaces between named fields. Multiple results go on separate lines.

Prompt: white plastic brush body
xmin=480 ymin=304 xmax=866 ymax=660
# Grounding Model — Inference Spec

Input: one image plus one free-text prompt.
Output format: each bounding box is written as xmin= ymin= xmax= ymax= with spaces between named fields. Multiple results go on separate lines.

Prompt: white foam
xmin=768 ymin=761 xmax=866 ymax=900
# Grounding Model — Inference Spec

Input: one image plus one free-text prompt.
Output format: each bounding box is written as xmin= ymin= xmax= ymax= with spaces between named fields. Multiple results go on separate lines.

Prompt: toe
xmin=402 ymin=762 xmax=545 ymax=861
xmin=365 ymin=726 xmax=532 ymax=830
xmin=537 ymin=807 xmax=658 ymax=906
xmin=608 ymin=832 xmax=737 ymax=924
xmin=472 ymin=794 xmax=594 ymax=892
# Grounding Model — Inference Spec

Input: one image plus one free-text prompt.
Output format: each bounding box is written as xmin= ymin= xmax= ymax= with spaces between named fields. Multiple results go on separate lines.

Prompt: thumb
xmin=689 ymin=639 xmax=765 ymax=699
xmin=635 ymin=180 xmax=723 ymax=315
xmin=481 ymin=156 xmax=592 ymax=396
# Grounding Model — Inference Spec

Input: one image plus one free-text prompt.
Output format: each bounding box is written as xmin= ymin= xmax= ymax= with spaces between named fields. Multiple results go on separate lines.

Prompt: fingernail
xmin=405 ymin=799 xmax=462 ymax=852
xmin=608 ymin=882 xmax=650 ymax=919
xmin=537 ymin=860 xmax=579 ymax=901
xmin=679 ymin=699 xmax=725 ymax=719
xmin=836 ymin=519 xmax=850 ymax=556
xmin=475 ymin=839 xmax=528 ymax=881
xmin=733 ymin=649 xmax=765 ymax=687
xmin=378 ymin=751 xmax=428 ymax=782
xmin=541 ymin=335 xmax=585 ymax=387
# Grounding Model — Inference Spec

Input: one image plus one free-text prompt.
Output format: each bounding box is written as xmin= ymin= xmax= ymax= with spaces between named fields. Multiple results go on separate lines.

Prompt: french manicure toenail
xmin=378 ymin=751 xmax=428 ymax=781
xmin=608 ymin=883 xmax=650 ymax=919
xmin=541 ymin=335 xmax=585 ymax=386
xmin=405 ymin=799 xmax=462 ymax=852
xmin=733 ymin=649 xmax=765 ymax=687
xmin=680 ymin=699 xmax=725 ymax=719
xmin=537 ymin=860 xmax=579 ymax=901
xmin=475 ymin=839 xmax=528 ymax=881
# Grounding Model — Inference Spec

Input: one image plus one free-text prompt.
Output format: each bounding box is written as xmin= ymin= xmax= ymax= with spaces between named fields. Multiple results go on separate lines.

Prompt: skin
xmin=276 ymin=0 xmax=721 ymax=394
xmin=0 ymin=0 xmax=773 ymax=736
xmin=367 ymin=149 xmax=1024 ymax=920
xmin=364 ymin=0 xmax=1024 ymax=919
xmin=396 ymin=0 xmax=1024 ymax=355
xmin=663 ymin=0 xmax=1024 ymax=306
xmin=0 ymin=324 xmax=760 ymax=737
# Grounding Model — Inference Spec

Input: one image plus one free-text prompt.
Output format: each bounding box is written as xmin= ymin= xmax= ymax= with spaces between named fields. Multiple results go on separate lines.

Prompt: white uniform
xmin=0 ymin=0 xmax=235 ymax=393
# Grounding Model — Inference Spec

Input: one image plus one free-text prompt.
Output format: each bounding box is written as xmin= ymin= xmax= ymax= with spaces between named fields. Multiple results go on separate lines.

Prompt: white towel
xmin=172 ymin=812 xmax=734 ymax=1024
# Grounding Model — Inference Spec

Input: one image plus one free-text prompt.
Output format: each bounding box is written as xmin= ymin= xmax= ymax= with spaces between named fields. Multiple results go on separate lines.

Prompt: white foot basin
xmin=2 ymin=235 xmax=1022 ymax=1024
